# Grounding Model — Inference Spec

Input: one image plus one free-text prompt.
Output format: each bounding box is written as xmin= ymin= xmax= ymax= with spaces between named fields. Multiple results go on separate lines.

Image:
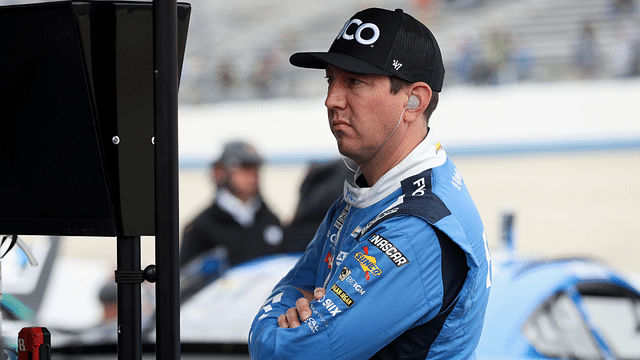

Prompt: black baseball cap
xmin=290 ymin=8 xmax=445 ymax=92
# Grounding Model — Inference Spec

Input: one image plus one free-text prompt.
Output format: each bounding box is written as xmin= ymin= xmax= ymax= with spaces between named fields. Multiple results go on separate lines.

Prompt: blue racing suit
xmin=249 ymin=131 xmax=492 ymax=359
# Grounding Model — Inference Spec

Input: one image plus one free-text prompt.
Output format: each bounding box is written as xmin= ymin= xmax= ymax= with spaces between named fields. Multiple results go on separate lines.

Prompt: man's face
xmin=228 ymin=163 xmax=260 ymax=201
xmin=213 ymin=163 xmax=260 ymax=202
xmin=324 ymin=66 xmax=406 ymax=165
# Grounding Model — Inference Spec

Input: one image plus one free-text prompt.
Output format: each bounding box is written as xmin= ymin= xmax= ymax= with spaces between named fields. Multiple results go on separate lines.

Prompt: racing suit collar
xmin=343 ymin=129 xmax=447 ymax=209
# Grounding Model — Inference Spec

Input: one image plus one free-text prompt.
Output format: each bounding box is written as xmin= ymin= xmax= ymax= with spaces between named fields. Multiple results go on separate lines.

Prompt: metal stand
xmin=113 ymin=1 xmax=181 ymax=359
xmin=153 ymin=0 xmax=181 ymax=359
xmin=116 ymin=236 xmax=143 ymax=360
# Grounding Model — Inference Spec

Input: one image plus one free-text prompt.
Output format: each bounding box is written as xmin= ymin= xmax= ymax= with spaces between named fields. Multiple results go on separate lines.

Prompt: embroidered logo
xmin=339 ymin=267 xmax=366 ymax=295
xmin=307 ymin=316 xmax=319 ymax=333
xmin=333 ymin=204 xmax=350 ymax=230
xmin=325 ymin=252 xmax=334 ymax=270
xmin=338 ymin=266 xmax=351 ymax=281
xmin=337 ymin=18 xmax=380 ymax=46
xmin=354 ymin=246 xmax=382 ymax=281
xmin=335 ymin=251 xmax=348 ymax=267
xmin=412 ymin=177 xmax=427 ymax=196
xmin=331 ymin=283 xmax=354 ymax=307
xmin=350 ymin=226 xmax=362 ymax=238
xmin=320 ymin=295 xmax=342 ymax=316
xmin=367 ymin=234 xmax=410 ymax=267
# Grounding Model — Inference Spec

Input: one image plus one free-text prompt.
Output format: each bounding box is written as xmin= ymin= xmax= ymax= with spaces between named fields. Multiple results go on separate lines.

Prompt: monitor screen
xmin=0 ymin=1 xmax=191 ymax=237
xmin=0 ymin=2 xmax=117 ymax=236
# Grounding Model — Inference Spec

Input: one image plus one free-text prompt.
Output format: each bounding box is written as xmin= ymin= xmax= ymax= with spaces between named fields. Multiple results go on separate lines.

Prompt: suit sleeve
xmin=248 ymin=209 xmax=333 ymax=359
xmin=248 ymin=216 xmax=445 ymax=360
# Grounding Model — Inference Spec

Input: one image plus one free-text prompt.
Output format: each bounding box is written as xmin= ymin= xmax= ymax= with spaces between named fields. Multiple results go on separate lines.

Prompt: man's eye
xmin=350 ymin=78 xmax=363 ymax=85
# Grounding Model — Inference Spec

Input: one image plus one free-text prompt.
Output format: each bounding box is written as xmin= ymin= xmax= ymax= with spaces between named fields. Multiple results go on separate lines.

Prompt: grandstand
xmin=1 ymin=0 xmax=638 ymax=102
xmin=177 ymin=0 xmax=640 ymax=103
xmin=434 ymin=0 xmax=640 ymax=81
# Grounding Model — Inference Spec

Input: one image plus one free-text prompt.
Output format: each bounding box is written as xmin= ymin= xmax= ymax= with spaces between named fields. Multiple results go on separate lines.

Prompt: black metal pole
xmin=153 ymin=0 xmax=181 ymax=359
xmin=117 ymin=236 xmax=142 ymax=360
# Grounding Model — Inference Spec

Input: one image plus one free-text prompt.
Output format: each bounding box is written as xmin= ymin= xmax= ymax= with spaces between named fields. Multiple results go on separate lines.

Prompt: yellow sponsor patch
xmin=330 ymin=283 xmax=354 ymax=308
xmin=354 ymin=246 xmax=382 ymax=281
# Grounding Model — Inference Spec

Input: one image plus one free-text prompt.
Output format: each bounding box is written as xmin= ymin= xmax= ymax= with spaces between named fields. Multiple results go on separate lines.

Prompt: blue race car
xmin=477 ymin=250 xmax=640 ymax=360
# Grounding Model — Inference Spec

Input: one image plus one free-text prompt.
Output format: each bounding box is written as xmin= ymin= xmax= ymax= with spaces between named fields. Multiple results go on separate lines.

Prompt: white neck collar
xmin=343 ymin=130 xmax=447 ymax=208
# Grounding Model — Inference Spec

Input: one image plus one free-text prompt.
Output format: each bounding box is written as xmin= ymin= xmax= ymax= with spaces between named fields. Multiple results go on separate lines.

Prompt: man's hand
xmin=277 ymin=288 xmax=326 ymax=328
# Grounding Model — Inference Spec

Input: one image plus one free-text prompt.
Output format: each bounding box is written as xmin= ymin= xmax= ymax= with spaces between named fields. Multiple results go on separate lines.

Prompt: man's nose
xmin=325 ymin=83 xmax=347 ymax=110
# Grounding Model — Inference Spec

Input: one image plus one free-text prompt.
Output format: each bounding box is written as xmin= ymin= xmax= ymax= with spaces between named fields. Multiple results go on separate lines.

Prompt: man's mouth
xmin=330 ymin=117 xmax=350 ymax=130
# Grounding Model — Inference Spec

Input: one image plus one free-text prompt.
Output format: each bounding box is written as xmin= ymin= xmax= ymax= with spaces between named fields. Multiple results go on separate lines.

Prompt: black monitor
xmin=0 ymin=1 xmax=191 ymax=236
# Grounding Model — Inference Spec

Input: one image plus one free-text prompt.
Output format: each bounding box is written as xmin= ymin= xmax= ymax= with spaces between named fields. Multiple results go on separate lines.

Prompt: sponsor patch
xmin=333 ymin=204 xmax=350 ymax=230
xmin=338 ymin=266 xmax=351 ymax=281
xmin=354 ymin=246 xmax=382 ymax=281
xmin=367 ymin=234 xmax=410 ymax=267
xmin=320 ymin=296 xmax=342 ymax=317
xmin=345 ymin=274 xmax=366 ymax=295
xmin=412 ymin=176 xmax=427 ymax=196
xmin=335 ymin=251 xmax=348 ymax=267
xmin=325 ymin=252 xmax=334 ymax=270
xmin=331 ymin=283 xmax=354 ymax=307
xmin=337 ymin=18 xmax=381 ymax=46
xmin=338 ymin=267 xmax=366 ymax=295
xmin=310 ymin=303 xmax=326 ymax=323
xmin=350 ymin=226 xmax=362 ymax=238
xmin=307 ymin=316 xmax=319 ymax=333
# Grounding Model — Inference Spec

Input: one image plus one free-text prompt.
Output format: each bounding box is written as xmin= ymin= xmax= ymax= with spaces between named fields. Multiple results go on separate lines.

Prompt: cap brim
xmin=290 ymin=52 xmax=392 ymax=76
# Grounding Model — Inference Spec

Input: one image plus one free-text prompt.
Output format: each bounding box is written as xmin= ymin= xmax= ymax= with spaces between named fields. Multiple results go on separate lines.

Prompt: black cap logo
xmin=336 ymin=18 xmax=381 ymax=46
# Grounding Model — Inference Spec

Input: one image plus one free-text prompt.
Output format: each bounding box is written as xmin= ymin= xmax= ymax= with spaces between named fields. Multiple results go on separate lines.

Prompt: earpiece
xmin=406 ymin=95 xmax=419 ymax=110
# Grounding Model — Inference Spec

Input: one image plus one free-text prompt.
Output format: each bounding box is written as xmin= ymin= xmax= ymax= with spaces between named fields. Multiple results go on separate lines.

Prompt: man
xmin=180 ymin=140 xmax=283 ymax=268
xmin=249 ymin=8 xmax=491 ymax=360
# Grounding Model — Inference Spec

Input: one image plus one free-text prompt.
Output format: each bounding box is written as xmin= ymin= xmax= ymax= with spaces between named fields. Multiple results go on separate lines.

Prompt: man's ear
xmin=405 ymin=82 xmax=432 ymax=120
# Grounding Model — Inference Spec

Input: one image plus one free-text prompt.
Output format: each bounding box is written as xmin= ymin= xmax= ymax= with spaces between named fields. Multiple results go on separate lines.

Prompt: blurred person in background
xmin=180 ymin=140 xmax=283 ymax=270
xmin=98 ymin=282 xmax=118 ymax=323
xmin=249 ymin=7 xmax=491 ymax=359
xmin=611 ymin=20 xmax=640 ymax=78
xmin=454 ymin=30 xmax=481 ymax=84
xmin=80 ymin=278 xmax=156 ymax=344
xmin=76 ymin=282 xmax=118 ymax=344
xmin=573 ymin=21 xmax=602 ymax=79
xmin=280 ymin=159 xmax=352 ymax=253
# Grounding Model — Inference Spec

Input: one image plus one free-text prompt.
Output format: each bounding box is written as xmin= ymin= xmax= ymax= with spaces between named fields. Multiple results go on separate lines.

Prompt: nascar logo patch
xmin=367 ymin=234 xmax=410 ymax=267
